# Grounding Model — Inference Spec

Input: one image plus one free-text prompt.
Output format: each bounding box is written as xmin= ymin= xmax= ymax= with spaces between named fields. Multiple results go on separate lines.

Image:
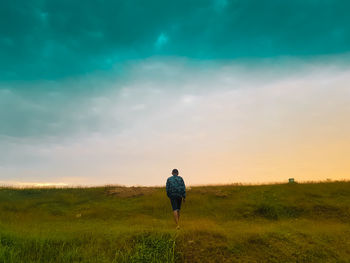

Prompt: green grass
xmin=0 ymin=181 xmax=350 ymax=262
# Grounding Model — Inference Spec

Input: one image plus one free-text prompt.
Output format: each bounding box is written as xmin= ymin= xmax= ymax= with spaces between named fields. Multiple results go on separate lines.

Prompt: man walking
xmin=166 ymin=169 xmax=186 ymax=229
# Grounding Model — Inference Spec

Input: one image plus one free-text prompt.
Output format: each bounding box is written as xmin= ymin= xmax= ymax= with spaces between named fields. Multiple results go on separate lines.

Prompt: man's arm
xmin=166 ymin=179 xmax=170 ymax=197
xmin=181 ymin=177 xmax=186 ymax=198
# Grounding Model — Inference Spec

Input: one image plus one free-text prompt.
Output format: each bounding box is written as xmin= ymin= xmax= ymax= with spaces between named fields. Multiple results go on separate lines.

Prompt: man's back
xmin=166 ymin=175 xmax=186 ymax=198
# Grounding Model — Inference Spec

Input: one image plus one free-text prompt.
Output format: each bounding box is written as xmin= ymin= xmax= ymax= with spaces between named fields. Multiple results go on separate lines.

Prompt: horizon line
xmin=1 ymin=179 xmax=349 ymax=189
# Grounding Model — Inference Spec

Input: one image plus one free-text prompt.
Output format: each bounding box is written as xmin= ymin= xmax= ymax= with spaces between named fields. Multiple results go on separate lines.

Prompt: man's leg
xmin=173 ymin=210 xmax=179 ymax=225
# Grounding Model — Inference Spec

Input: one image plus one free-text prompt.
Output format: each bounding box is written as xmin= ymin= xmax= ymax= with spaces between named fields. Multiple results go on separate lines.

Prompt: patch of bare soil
xmin=106 ymin=186 xmax=155 ymax=198
xmin=176 ymin=231 xmax=232 ymax=263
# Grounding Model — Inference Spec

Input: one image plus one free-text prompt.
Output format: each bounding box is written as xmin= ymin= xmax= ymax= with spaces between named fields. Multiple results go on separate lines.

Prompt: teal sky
xmin=1 ymin=0 xmax=350 ymax=186
xmin=1 ymin=0 xmax=350 ymax=79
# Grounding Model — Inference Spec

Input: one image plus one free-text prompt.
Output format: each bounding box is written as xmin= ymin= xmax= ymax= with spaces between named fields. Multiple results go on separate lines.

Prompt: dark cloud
xmin=0 ymin=0 xmax=349 ymax=80
xmin=0 ymin=75 xmax=123 ymax=138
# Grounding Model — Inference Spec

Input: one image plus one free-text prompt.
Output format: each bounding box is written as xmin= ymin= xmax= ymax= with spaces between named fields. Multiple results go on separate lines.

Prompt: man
xmin=166 ymin=169 xmax=186 ymax=229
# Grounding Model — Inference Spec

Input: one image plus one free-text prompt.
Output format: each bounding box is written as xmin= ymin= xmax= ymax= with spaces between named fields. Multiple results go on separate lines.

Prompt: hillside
xmin=0 ymin=181 xmax=350 ymax=262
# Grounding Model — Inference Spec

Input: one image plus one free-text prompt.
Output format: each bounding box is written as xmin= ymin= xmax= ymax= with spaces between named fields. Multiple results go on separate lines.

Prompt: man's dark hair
xmin=172 ymin=169 xmax=179 ymax=175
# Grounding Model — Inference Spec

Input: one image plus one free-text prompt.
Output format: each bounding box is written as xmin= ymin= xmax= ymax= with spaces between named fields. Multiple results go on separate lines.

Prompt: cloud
xmin=1 ymin=0 xmax=350 ymax=79
xmin=155 ymin=33 xmax=168 ymax=49
xmin=1 ymin=56 xmax=349 ymax=185
xmin=213 ymin=0 xmax=228 ymax=11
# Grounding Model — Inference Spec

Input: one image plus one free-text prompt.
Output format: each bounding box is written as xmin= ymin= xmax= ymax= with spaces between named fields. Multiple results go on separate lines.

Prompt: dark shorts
xmin=169 ymin=196 xmax=182 ymax=211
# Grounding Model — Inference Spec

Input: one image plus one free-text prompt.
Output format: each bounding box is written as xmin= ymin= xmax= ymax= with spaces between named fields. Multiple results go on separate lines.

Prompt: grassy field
xmin=0 ymin=181 xmax=350 ymax=262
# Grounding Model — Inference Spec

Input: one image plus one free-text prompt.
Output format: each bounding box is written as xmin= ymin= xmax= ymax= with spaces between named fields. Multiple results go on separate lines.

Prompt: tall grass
xmin=0 ymin=181 xmax=350 ymax=262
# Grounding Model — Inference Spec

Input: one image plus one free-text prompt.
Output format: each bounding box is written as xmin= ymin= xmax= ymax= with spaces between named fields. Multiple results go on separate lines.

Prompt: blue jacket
xmin=166 ymin=175 xmax=186 ymax=198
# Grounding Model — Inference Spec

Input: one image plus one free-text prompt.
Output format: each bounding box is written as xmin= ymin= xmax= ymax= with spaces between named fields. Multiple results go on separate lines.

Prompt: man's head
xmin=172 ymin=169 xmax=179 ymax=176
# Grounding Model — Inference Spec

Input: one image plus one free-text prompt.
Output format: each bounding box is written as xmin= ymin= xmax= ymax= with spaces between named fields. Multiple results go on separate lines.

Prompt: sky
xmin=0 ymin=0 xmax=350 ymax=186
